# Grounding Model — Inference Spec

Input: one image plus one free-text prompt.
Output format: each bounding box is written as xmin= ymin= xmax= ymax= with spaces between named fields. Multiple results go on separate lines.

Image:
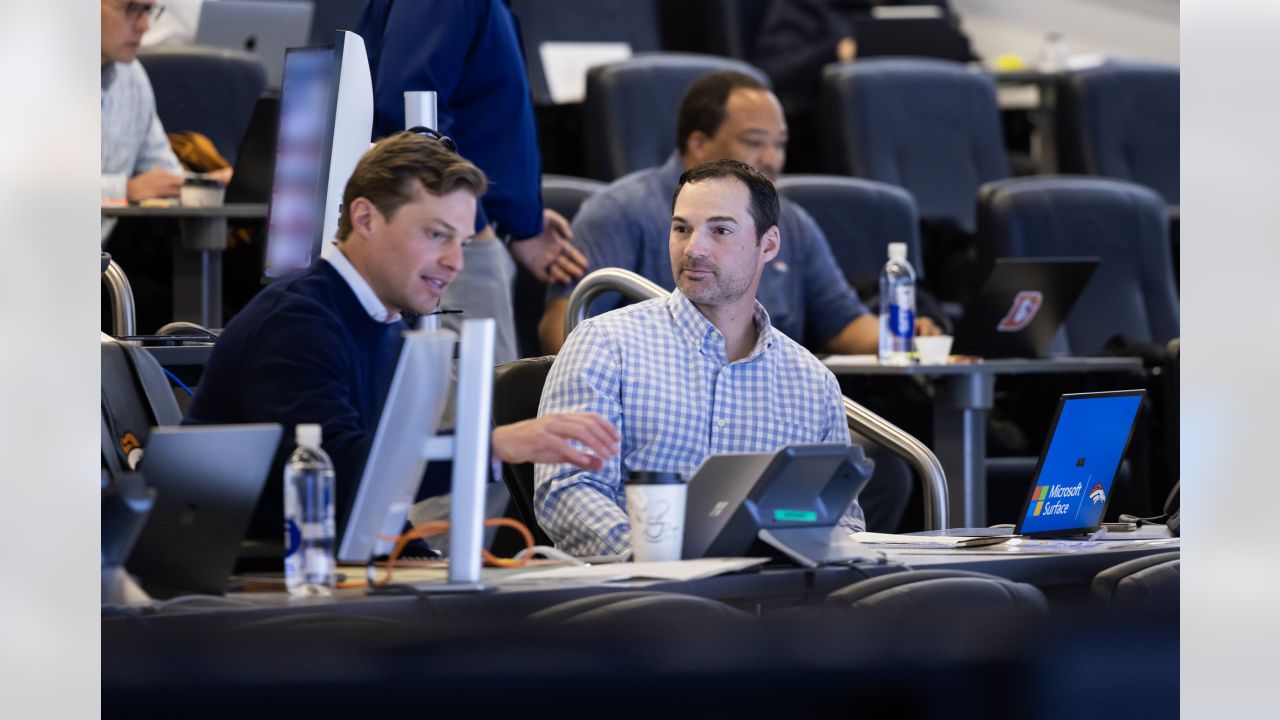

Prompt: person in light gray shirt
xmin=101 ymin=0 xmax=184 ymax=207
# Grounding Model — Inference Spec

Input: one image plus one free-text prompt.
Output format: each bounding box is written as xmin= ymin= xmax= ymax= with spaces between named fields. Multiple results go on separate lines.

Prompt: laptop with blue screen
xmin=1010 ymin=390 xmax=1146 ymax=537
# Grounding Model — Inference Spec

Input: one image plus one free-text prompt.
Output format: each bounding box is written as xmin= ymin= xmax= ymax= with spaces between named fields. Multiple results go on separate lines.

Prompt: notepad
xmin=852 ymin=532 xmax=1012 ymax=549
xmin=500 ymin=557 xmax=769 ymax=585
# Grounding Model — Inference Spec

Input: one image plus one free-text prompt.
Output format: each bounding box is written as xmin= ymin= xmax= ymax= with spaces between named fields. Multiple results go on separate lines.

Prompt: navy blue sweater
xmin=186 ymin=261 xmax=405 ymax=539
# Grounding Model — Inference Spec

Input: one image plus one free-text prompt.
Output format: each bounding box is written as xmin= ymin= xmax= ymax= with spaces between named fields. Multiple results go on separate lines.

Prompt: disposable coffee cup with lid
xmin=624 ymin=471 xmax=686 ymax=562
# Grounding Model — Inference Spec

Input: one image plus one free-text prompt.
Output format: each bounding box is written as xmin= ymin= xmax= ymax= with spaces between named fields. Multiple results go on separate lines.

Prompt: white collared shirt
xmin=322 ymin=242 xmax=402 ymax=324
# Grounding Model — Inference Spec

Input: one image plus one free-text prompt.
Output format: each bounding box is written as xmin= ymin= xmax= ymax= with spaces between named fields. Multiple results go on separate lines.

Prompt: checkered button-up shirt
xmin=535 ymin=290 xmax=864 ymax=557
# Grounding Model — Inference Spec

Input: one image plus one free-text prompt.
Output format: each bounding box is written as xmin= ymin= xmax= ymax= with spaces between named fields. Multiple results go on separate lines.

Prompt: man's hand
xmin=492 ymin=412 xmax=621 ymax=472
xmin=126 ymin=168 xmax=184 ymax=201
xmin=915 ymin=316 xmax=942 ymax=337
xmin=508 ymin=208 xmax=588 ymax=284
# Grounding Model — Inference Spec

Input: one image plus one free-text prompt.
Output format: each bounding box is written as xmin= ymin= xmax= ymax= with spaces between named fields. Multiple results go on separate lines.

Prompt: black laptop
xmin=950 ymin=257 xmax=1099 ymax=359
xmin=129 ymin=424 xmax=282 ymax=596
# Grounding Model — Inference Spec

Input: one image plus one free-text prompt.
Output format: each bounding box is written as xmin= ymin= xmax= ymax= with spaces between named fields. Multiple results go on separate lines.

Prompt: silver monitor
xmin=337 ymin=319 xmax=496 ymax=591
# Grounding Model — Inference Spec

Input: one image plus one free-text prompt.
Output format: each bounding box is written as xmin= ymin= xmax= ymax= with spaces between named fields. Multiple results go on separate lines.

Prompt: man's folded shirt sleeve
xmin=533 ymin=319 xmax=631 ymax=556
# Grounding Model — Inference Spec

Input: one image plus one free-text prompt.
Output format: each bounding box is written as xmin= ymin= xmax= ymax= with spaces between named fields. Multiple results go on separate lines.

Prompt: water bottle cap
xmin=296 ymin=423 xmax=322 ymax=448
xmin=888 ymin=243 xmax=908 ymax=260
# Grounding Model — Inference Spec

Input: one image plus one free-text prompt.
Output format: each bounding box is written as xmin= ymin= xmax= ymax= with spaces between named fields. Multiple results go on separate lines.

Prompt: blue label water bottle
xmin=878 ymin=242 xmax=917 ymax=365
xmin=283 ymin=423 xmax=336 ymax=596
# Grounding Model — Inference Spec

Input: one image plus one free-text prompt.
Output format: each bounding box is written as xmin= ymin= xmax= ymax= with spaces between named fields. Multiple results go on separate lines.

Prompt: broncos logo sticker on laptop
xmin=996 ymin=291 xmax=1044 ymax=332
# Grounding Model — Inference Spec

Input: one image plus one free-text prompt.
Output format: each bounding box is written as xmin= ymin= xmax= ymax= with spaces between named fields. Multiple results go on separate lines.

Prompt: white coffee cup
xmin=180 ymin=177 xmax=225 ymax=208
xmin=914 ymin=335 xmax=954 ymax=365
xmin=624 ymin=471 xmax=686 ymax=562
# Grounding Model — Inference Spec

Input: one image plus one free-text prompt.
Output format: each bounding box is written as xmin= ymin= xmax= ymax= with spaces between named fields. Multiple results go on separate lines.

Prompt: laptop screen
xmin=1014 ymin=391 xmax=1145 ymax=536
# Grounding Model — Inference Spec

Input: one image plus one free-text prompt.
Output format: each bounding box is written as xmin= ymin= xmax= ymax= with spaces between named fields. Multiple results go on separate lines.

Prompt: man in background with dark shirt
xmin=187 ymin=133 xmax=619 ymax=539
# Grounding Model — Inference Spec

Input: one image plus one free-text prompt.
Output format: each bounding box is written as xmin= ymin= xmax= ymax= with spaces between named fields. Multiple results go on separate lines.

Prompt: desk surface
xmin=100 ymin=203 xmax=268 ymax=219
xmin=823 ymin=355 xmax=1144 ymax=376
xmin=105 ymin=532 xmax=1177 ymax=624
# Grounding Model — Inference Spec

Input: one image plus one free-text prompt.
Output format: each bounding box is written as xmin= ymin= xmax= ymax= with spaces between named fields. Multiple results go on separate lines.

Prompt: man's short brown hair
xmin=336 ymin=131 xmax=488 ymax=241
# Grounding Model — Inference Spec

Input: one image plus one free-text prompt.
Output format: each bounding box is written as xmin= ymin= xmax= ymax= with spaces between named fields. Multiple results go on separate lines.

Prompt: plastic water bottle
xmin=1037 ymin=32 xmax=1070 ymax=72
xmin=283 ymin=423 xmax=336 ymax=596
xmin=878 ymin=242 xmax=917 ymax=365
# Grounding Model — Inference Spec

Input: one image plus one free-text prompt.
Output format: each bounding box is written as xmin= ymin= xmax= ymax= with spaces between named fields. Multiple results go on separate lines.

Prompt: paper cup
xmin=914 ymin=335 xmax=954 ymax=365
xmin=624 ymin=471 xmax=686 ymax=562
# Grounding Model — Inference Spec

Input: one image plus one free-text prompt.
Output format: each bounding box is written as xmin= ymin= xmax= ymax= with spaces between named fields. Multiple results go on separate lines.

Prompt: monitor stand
xmin=757 ymin=527 xmax=876 ymax=569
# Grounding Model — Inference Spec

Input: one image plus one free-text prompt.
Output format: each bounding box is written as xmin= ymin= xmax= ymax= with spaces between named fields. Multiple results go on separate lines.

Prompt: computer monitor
xmin=337 ymin=319 xmax=496 ymax=591
xmin=337 ymin=328 xmax=454 ymax=562
xmin=263 ymin=30 xmax=372 ymax=278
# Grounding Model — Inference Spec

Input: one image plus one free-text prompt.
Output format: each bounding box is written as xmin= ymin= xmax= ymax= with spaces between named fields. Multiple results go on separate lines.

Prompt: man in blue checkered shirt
xmin=535 ymin=160 xmax=865 ymax=557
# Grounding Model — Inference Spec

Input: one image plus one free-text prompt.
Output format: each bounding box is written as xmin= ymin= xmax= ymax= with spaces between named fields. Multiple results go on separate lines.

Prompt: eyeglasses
xmin=110 ymin=1 xmax=165 ymax=22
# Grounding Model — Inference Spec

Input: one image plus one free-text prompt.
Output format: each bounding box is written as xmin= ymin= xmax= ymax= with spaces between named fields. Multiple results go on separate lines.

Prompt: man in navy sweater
xmin=187 ymin=132 xmax=619 ymax=539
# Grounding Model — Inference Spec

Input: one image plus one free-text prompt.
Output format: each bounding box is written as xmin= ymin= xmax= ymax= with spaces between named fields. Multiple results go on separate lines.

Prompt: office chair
xmin=820 ymin=58 xmax=1009 ymax=235
xmin=976 ymin=176 xmax=1178 ymax=355
xmin=528 ymin=591 xmax=753 ymax=624
xmin=137 ymin=45 xmax=268 ymax=164
xmin=582 ymin=53 xmax=770 ymax=180
xmin=492 ymin=356 xmax=558 ymax=547
xmin=509 ymin=0 xmax=662 ymax=106
xmin=1091 ymin=552 xmax=1179 ymax=615
xmin=826 ymin=569 xmax=1048 ymax=615
xmin=509 ymin=175 xmax=608 ymax=358
xmin=1056 ymin=60 xmax=1179 ymax=205
xmin=775 ymin=174 xmax=925 ymax=295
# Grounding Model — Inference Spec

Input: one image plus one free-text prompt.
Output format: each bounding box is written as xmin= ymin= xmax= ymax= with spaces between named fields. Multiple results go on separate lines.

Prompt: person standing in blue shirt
xmin=357 ymin=0 xmax=587 ymax=363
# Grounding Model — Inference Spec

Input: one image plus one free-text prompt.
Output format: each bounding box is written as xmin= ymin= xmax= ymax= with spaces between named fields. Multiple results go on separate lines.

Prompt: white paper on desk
xmin=501 ymin=557 xmax=769 ymax=584
xmin=822 ymin=354 xmax=880 ymax=368
xmin=853 ymin=532 xmax=993 ymax=547
xmin=540 ymin=42 xmax=632 ymax=104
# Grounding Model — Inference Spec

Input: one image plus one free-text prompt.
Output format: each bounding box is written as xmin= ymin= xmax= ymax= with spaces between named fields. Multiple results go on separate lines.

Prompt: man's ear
xmin=760 ymin=224 xmax=781 ymax=263
xmin=348 ymin=197 xmax=378 ymax=240
xmin=684 ymin=131 xmax=710 ymax=163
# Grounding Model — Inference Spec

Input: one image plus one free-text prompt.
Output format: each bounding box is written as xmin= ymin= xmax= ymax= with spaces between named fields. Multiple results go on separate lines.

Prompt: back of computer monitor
xmin=320 ymin=30 xmax=373 ymax=258
xmin=338 ymin=329 xmax=455 ymax=563
xmin=262 ymin=30 xmax=371 ymax=279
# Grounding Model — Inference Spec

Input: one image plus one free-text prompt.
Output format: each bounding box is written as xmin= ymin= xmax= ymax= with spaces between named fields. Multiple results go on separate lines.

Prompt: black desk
xmin=101 ymin=203 xmax=268 ymax=328
xmin=825 ymin=356 xmax=1146 ymax=526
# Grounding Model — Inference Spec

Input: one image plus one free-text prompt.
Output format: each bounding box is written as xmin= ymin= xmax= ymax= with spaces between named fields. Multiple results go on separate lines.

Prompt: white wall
xmin=951 ymin=0 xmax=1179 ymax=65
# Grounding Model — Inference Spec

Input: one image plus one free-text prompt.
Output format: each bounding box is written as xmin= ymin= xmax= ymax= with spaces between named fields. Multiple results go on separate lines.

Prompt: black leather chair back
xmin=1091 ymin=551 xmax=1179 ymax=615
xmin=137 ymin=46 xmax=268 ymax=164
xmin=582 ymin=53 xmax=770 ymax=181
xmin=976 ymin=176 xmax=1178 ymax=354
xmin=492 ymin=356 xmax=558 ymax=546
xmin=826 ymin=569 xmax=1048 ymax=615
xmin=529 ymin=591 xmax=752 ymax=624
xmin=820 ymin=58 xmax=1008 ymax=232
xmin=776 ymin=174 xmax=924 ymax=288
xmin=541 ymin=175 xmax=607 ymax=221
xmin=510 ymin=0 xmax=662 ymax=105
xmin=1056 ymin=60 xmax=1179 ymax=205
xmin=512 ymin=176 xmax=607 ymax=358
